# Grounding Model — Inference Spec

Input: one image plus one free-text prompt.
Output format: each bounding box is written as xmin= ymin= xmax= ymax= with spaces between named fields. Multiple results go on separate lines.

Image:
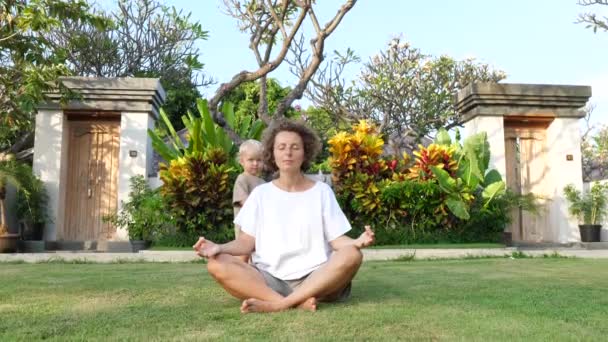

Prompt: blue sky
xmin=165 ymin=0 xmax=608 ymax=126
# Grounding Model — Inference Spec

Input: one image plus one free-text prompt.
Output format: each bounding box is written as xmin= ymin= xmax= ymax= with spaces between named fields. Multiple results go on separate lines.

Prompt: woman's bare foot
xmin=240 ymin=298 xmax=283 ymax=313
xmin=240 ymin=297 xmax=317 ymax=313
xmin=297 ymin=297 xmax=317 ymax=312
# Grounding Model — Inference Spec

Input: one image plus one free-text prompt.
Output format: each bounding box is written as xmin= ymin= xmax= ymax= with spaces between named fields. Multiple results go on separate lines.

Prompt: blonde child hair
xmin=237 ymin=139 xmax=263 ymax=160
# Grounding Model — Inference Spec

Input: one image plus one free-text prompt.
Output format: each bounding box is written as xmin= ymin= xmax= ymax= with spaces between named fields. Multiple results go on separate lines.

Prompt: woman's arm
xmin=193 ymin=232 xmax=255 ymax=258
xmin=329 ymin=225 xmax=375 ymax=251
xmin=219 ymin=232 xmax=255 ymax=255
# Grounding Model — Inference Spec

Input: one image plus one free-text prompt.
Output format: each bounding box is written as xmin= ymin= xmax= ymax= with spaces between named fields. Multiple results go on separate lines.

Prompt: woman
xmin=193 ymin=119 xmax=375 ymax=313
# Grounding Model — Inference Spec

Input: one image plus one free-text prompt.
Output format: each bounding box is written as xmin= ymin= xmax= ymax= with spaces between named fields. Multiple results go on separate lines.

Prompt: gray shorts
xmin=253 ymin=264 xmax=352 ymax=302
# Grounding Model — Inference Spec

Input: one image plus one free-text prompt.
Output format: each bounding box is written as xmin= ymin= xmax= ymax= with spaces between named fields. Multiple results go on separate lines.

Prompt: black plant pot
xmin=19 ymin=220 xmax=44 ymax=240
xmin=19 ymin=240 xmax=45 ymax=253
xmin=579 ymin=224 xmax=601 ymax=242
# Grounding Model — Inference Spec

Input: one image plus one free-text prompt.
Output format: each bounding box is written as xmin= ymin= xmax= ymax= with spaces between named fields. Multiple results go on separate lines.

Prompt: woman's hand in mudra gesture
xmin=354 ymin=225 xmax=375 ymax=249
xmin=193 ymin=237 xmax=221 ymax=258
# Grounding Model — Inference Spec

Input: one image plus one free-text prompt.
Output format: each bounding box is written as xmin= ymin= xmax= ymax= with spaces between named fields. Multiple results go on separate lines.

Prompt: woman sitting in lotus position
xmin=193 ymin=119 xmax=375 ymax=313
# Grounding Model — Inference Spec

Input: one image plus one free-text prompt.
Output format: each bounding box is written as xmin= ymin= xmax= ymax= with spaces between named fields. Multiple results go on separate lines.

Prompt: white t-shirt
xmin=234 ymin=181 xmax=351 ymax=280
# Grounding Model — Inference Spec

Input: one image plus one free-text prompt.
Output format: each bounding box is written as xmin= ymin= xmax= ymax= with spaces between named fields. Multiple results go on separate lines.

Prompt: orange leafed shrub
xmin=407 ymin=143 xmax=458 ymax=181
xmin=328 ymin=120 xmax=408 ymax=215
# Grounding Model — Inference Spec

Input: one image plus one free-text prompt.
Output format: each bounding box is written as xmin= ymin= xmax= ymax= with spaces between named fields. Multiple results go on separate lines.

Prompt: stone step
xmin=513 ymin=241 xmax=608 ymax=250
xmin=45 ymin=240 xmax=137 ymax=253
xmin=580 ymin=242 xmax=608 ymax=250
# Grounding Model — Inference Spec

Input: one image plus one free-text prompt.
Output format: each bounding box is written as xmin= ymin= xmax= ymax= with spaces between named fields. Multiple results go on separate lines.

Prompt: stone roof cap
xmin=40 ymin=77 xmax=166 ymax=118
xmin=456 ymin=83 xmax=592 ymax=122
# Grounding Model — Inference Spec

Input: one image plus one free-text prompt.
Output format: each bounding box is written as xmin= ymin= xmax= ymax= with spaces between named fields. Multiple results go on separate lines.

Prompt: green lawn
xmin=1 ymin=258 xmax=607 ymax=341
xmin=369 ymin=242 xmax=505 ymax=249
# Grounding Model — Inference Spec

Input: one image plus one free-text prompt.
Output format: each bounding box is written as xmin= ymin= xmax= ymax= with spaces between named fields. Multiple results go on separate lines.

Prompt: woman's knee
xmin=206 ymin=254 xmax=233 ymax=280
xmin=337 ymin=246 xmax=363 ymax=269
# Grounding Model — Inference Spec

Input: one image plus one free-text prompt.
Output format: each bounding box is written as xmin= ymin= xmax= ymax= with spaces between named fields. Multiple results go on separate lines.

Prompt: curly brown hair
xmin=262 ymin=119 xmax=321 ymax=173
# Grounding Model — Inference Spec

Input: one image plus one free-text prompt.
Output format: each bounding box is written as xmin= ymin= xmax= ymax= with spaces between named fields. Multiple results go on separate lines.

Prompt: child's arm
xmin=233 ymin=177 xmax=248 ymax=208
xmin=234 ymin=195 xmax=248 ymax=208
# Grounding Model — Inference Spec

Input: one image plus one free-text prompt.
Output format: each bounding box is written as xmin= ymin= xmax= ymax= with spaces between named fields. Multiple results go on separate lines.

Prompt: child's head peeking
xmin=238 ymin=139 xmax=263 ymax=176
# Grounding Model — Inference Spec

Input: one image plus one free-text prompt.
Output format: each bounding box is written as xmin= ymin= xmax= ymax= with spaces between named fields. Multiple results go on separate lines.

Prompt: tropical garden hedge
xmin=115 ymin=101 xmax=520 ymax=246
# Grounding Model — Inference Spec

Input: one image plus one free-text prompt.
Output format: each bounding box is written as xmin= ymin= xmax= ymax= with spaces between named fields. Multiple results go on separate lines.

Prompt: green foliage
xmin=582 ymin=123 xmax=608 ymax=181
xmin=379 ymin=180 xmax=446 ymax=239
xmin=431 ymin=128 xmax=506 ymax=218
xmin=159 ymin=78 xmax=203 ymax=131
xmin=429 ymin=165 xmax=472 ymax=220
xmin=347 ymin=182 xmax=517 ymax=245
xmin=14 ymin=164 xmax=49 ymax=225
xmin=302 ymin=106 xmax=346 ymax=163
xmin=563 ymin=182 xmax=608 ymax=224
xmin=309 ymin=159 xmax=332 ymax=173
xmin=153 ymin=231 xmax=201 ymax=248
xmin=329 ymin=121 xmax=409 ymax=216
xmin=328 ymin=122 xmax=512 ymax=244
xmin=45 ymin=0 xmax=211 ymax=131
xmin=0 ymin=0 xmax=111 ymax=150
xmin=453 ymin=189 xmax=512 ymax=243
xmin=149 ymin=98 xmax=263 ymax=244
xmin=103 ymin=176 xmax=172 ymax=241
xmin=408 ymin=143 xmax=458 ymax=181
xmin=481 ymin=181 xmax=506 ymax=208
xmin=222 ymin=78 xmax=297 ymax=120
xmin=0 ymin=159 xmax=33 ymax=234
xmin=0 ymin=160 xmax=25 ymax=194
xmin=313 ymin=38 xmax=506 ymax=142
xmin=159 ymin=149 xmax=236 ymax=242
xmin=149 ymin=99 xmax=264 ymax=163
xmin=577 ymin=1 xmax=608 ymax=33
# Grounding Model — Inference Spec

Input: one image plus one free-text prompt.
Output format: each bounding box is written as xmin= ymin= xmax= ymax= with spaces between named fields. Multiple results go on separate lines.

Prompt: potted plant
xmin=563 ymin=182 xmax=608 ymax=242
xmin=0 ymin=158 xmax=27 ymax=253
xmin=104 ymin=176 xmax=168 ymax=252
xmin=15 ymin=169 xmax=49 ymax=252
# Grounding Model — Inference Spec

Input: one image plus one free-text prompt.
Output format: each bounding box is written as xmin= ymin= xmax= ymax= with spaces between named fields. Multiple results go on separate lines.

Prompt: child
xmin=233 ymin=140 xmax=265 ymax=260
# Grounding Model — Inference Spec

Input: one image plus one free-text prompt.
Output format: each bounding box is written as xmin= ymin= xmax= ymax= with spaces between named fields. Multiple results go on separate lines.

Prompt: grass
xmin=149 ymin=242 xmax=506 ymax=251
xmin=1 ymin=259 xmax=607 ymax=341
xmin=149 ymin=245 xmax=194 ymax=251
xmin=370 ymin=242 xmax=505 ymax=249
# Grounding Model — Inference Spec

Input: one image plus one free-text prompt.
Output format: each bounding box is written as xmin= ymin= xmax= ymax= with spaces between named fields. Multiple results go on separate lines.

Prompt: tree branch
xmin=266 ymin=0 xmax=289 ymax=39
xmin=208 ymin=2 xmax=310 ymax=123
xmin=307 ymin=7 xmax=322 ymax=35
xmin=273 ymin=0 xmax=356 ymax=117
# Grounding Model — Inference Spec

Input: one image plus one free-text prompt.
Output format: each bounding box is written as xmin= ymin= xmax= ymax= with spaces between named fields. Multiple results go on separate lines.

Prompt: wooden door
xmin=504 ymin=136 xmax=522 ymax=240
xmin=64 ymin=120 xmax=120 ymax=240
xmin=504 ymin=125 xmax=549 ymax=242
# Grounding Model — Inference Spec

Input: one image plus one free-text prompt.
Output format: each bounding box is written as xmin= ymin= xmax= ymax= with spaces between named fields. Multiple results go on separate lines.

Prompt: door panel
xmin=504 ymin=126 xmax=548 ymax=242
xmin=64 ymin=120 xmax=120 ymax=241
xmin=504 ymin=137 xmax=521 ymax=241
xmin=518 ymin=135 xmax=548 ymax=242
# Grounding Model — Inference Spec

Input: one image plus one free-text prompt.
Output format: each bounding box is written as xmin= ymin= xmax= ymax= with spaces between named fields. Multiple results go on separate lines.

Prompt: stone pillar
xmin=115 ymin=112 xmax=156 ymax=240
xmin=32 ymin=109 xmax=69 ymax=241
xmin=456 ymin=83 xmax=591 ymax=243
xmin=546 ymin=118 xmax=585 ymax=242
